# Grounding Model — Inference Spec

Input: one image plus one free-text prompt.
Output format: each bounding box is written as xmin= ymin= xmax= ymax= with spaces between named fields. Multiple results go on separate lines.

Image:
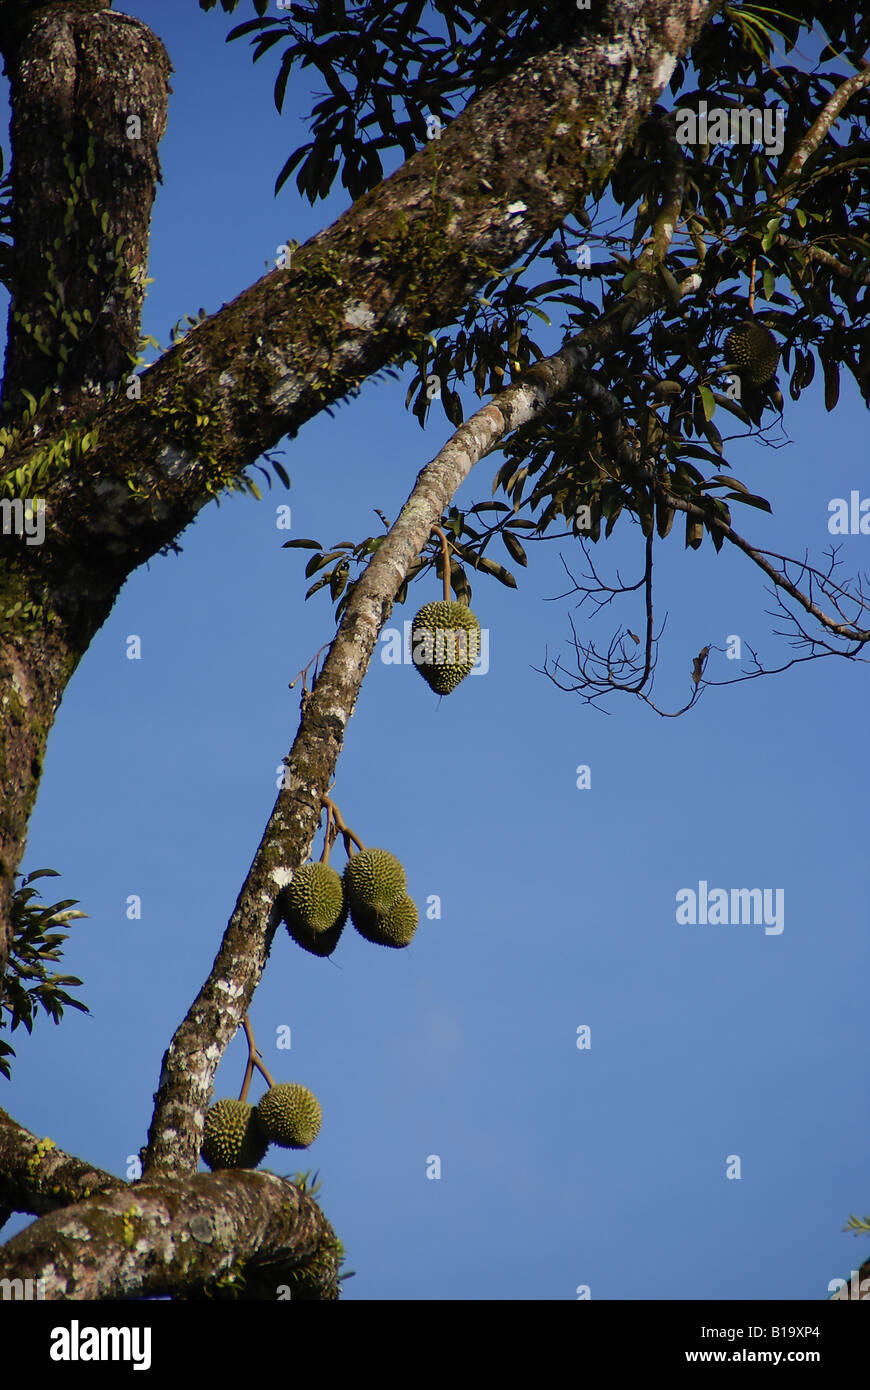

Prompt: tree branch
xmin=774 ymin=233 xmax=870 ymax=286
xmin=771 ymin=65 xmax=870 ymax=206
xmin=2 ymin=0 xmax=723 ymax=565
xmin=0 ymin=1165 xmax=340 ymax=1300
xmin=0 ymin=1104 xmax=124 ymax=1222
xmin=142 ymin=252 xmax=700 ymax=1177
xmin=663 ymin=493 xmax=870 ymax=643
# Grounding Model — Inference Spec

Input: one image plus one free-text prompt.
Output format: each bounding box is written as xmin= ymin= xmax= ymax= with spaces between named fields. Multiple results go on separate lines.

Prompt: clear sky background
xmin=2 ymin=1 xmax=868 ymax=1300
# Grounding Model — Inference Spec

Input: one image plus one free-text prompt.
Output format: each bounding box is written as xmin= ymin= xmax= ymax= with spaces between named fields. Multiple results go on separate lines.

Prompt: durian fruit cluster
xmin=282 ymin=842 xmax=417 ymax=957
xmin=201 ymin=1082 xmax=322 ymax=1171
xmin=343 ymin=848 xmax=417 ymax=948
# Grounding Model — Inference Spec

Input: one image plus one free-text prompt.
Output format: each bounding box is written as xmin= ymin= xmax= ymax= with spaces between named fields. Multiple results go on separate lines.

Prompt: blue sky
xmin=2 ymin=1 xmax=867 ymax=1300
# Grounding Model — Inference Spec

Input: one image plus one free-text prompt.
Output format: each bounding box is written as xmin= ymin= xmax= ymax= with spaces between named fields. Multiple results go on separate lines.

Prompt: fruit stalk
xmin=431 ymin=524 xmax=454 ymax=604
xmin=238 ymin=1012 xmax=274 ymax=1103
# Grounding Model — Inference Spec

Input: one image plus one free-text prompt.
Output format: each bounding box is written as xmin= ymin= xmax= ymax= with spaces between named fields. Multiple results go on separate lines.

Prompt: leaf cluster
xmin=283 ymin=498 xmax=526 ymax=618
xmin=204 ymin=0 xmax=565 ymax=202
xmin=0 ymin=869 xmax=89 ymax=1080
xmin=843 ymin=1214 xmax=870 ymax=1238
xmin=192 ymin=2 xmax=870 ymax=607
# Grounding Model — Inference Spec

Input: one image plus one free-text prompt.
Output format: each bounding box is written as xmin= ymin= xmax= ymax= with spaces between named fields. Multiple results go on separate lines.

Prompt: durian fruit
xmin=283 ymin=862 xmax=344 ymax=933
xmin=724 ymin=319 xmax=780 ymax=386
xmin=353 ymin=892 xmax=418 ymax=949
xmin=285 ymin=905 xmax=346 ymax=957
xmin=411 ymin=599 xmax=481 ymax=695
xmin=281 ymin=863 xmax=347 ymax=956
xmin=343 ymin=847 xmax=405 ymax=918
xmin=256 ymin=1082 xmax=322 ymax=1150
xmin=201 ymin=1098 xmax=269 ymax=1171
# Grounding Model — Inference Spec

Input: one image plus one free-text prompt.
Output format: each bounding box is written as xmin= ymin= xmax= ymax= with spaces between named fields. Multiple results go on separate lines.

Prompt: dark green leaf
xmin=724 ymin=492 xmax=772 ymax=512
xmin=475 ymin=556 xmax=516 ymax=588
xmin=442 ymin=388 xmax=464 ymax=428
xmin=305 ymin=550 xmax=343 ymax=578
xmin=823 ymin=355 xmax=840 ymax=412
xmin=304 ymin=576 xmax=332 ymax=600
xmin=680 ymin=445 xmax=729 ymax=468
xmin=698 ymin=476 xmax=749 ymax=493
xmin=501 ymin=531 xmax=527 ymax=566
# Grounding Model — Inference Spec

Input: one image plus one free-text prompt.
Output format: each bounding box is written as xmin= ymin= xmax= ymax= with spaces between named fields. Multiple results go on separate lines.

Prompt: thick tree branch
xmin=0 ymin=1165 xmax=340 ymax=1300
xmin=2 ymin=0 xmax=723 ymax=564
xmin=0 ymin=1104 xmax=124 ymax=1221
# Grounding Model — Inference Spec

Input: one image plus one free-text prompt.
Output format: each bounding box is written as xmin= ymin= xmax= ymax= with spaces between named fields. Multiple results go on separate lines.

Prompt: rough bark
xmin=1 ymin=1165 xmax=340 ymax=1300
xmin=0 ymin=2 xmax=171 ymax=417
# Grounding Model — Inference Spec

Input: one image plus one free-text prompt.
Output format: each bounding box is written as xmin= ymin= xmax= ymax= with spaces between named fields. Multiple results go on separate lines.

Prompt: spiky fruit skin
xmin=343 ymin=848 xmax=405 ymax=917
xmin=285 ymin=898 xmax=347 ymax=957
xmin=201 ymin=1099 xmax=268 ymax=1171
xmin=411 ymin=600 xmax=481 ymax=694
xmin=256 ymin=1083 xmax=322 ymax=1150
xmin=724 ymin=319 xmax=780 ymax=386
xmin=353 ymin=892 xmax=418 ymax=949
xmin=282 ymin=863 xmax=345 ymax=940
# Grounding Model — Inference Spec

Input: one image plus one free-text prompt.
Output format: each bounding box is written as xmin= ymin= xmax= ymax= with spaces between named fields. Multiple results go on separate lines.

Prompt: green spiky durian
xmin=281 ymin=863 xmax=346 ymax=950
xmin=343 ymin=848 xmax=405 ymax=918
xmin=353 ymin=892 xmax=418 ymax=949
xmin=411 ymin=600 xmax=481 ymax=695
xmin=256 ymin=1082 xmax=322 ymax=1150
xmin=201 ymin=1098 xmax=268 ymax=1171
xmin=285 ymin=900 xmax=347 ymax=958
xmin=724 ymin=319 xmax=780 ymax=386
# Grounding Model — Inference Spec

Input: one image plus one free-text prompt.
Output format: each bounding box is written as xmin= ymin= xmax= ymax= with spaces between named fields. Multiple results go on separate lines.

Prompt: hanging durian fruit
xmin=410 ymin=524 xmax=481 ymax=694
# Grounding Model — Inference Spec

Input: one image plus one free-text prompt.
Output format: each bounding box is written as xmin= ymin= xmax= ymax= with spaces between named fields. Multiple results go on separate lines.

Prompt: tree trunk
xmin=0 ymin=0 xmax=171 ymax=974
